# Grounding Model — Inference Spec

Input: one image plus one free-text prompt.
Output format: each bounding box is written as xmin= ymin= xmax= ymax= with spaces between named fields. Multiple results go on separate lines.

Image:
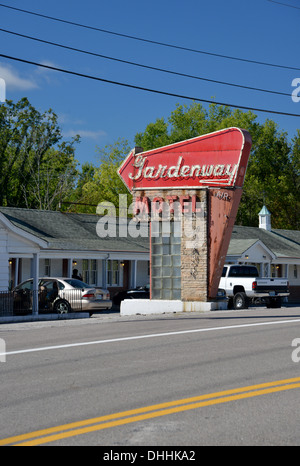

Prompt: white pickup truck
xmin=219 ymin=265 xmax=289 ymax=310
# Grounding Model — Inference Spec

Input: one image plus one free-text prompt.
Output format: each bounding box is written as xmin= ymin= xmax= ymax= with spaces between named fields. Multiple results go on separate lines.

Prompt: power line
xmin=0 ymin=52 xmax=299 ymax=118
xmin=267 ymin=0 xmax=300 ymax=10
xmin=0 ymin=2 xmax=299 ymax=72
xmin=0 ymin=27 xmax=291 ymax=98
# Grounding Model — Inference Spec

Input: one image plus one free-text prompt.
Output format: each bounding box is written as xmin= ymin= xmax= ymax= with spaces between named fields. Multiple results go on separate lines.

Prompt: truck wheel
xmin=233 ymin=292 xmax=248 ymax=310
xmin=274 ymin=297 xmax=282 ymax=308
xmin=267 ymin=297 xmax=282 ymax=309
xmin=227 ymin=298 xmax=234 ymax=310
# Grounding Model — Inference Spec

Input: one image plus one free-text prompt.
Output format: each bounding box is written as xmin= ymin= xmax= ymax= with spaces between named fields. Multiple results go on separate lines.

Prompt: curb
xmin=0 ymin=312 xmax=90 ymax=324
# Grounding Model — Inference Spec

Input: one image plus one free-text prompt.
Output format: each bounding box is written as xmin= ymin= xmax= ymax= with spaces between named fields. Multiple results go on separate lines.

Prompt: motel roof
xmin=0 ymin=207 xmax=300 ymax=260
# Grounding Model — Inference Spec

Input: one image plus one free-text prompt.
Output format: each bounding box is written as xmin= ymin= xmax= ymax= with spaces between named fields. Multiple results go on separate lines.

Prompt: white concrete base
xmin=120 ymin=299 xmax=228 ymax=316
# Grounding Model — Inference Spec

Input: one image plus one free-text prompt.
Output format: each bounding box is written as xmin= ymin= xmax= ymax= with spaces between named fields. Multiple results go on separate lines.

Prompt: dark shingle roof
xmin=0 ymin=207 xmax=149 ymax=253
xmin=230 ymin=225 xmax=300 ymax=258
xmin=0 ymin=207 xmax=300 ymax=259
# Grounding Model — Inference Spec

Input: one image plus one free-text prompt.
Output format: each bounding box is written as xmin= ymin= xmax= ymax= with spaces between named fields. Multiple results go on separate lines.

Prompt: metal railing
xmin=0 ymin=292 xmax=14 ymax=317
xmin=0 ymin=289 xmax=83 ymax=317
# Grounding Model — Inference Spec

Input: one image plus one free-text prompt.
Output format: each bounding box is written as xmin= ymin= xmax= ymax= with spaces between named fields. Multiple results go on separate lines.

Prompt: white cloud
xmin=35 ymin=60 xmax=59 ymax=73
xmin=58 ymin=113 xmax=85 ymax=126
xmin=0 ymin=59 xmax=64 ymax=94
xmin=65 ymin=129 xmax=107 ymax=140
xmin=0 ymin=62 xmax=38 ymax=91
xmin=34 ymin=60 xmax=62 ymax=84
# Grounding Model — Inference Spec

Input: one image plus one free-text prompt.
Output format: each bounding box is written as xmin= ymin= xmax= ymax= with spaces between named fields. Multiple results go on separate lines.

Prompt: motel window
xmin=294 ymin=265 xmax=298 ymax=279
xmin=271 ymin=264 xmax=276 ymax=278
xmin=107 ymin=260 xmax=120 ymax=286
xmin=271 ymin=264 xmax=286 ymax=278
xmin=82 ymin=259 xmax=98 ymax=285
xmin=44 ymin=259 xmax=51 ymax=277
xmin=90 ymin=260 xmax=97 ymax=285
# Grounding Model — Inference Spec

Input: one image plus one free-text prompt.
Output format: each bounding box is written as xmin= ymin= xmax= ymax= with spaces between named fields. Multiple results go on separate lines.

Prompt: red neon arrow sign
xmin=118 ymin=127 xmax=252 ymax=191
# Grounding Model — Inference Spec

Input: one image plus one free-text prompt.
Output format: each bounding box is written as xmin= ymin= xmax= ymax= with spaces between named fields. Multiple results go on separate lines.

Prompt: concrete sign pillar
xmin=118 ymin=127 xmax=252 ymax=315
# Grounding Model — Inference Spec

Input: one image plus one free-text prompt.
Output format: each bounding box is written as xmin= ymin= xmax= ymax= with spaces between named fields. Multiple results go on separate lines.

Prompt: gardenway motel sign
xmin=119 ymin=127 xmax=252 ymax=191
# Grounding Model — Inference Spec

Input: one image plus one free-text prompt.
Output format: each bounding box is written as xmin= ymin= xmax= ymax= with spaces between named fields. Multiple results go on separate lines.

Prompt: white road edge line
xmin=2 ymin=318 xmax=300 ymax=357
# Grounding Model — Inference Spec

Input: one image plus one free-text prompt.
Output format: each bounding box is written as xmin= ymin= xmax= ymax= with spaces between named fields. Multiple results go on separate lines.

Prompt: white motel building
xmin=0 ymin=206 xmax=299 ymax=304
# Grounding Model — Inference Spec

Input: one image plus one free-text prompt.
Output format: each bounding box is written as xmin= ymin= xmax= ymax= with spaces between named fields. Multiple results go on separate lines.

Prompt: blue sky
xmin=0 ymin=0 xmax=299 ymax=167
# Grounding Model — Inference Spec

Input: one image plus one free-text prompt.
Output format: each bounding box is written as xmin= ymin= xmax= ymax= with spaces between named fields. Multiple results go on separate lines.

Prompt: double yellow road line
xmin=1 ymin=376 xmax=300 ymax=446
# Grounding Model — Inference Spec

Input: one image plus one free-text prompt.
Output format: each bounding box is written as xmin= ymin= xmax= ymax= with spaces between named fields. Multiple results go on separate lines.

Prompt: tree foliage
xmin=0 ymin=98 xmax=79 ymax=210
xmin=2 ymin=98 xmax=299 ymax=230
xmin=134 ymin=102 xmax=300 ymax=230
xmin=67 ymin=139 xmax=132 ymax=213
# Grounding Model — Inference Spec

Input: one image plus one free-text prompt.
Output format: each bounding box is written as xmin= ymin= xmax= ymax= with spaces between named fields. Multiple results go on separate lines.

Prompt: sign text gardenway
xmin=118 ymin=127 xmax=252 ymax=191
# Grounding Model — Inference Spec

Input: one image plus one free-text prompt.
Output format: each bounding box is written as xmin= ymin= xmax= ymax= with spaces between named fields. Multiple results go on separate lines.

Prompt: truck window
xmin=247 ymin=267 xmax=259 ymax=277
xmin=222 ymin=267 xmax=228 ymax=277
xmin=228 ymin=266 xmax=259 ymax=277
xmin=228 ymin=266 xmax=239 ymax=277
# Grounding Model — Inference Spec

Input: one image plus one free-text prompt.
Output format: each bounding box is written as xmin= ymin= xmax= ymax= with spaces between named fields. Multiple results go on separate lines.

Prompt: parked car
xmin=13 ymin=277 xmax=112 ymax=315
xmin=219 ymin=265 xmax=289 ymax=309
xmin=113 ymin=285 xmax=150 ymax=305
xmin=113 ymin=286 xmax=224 ymax=305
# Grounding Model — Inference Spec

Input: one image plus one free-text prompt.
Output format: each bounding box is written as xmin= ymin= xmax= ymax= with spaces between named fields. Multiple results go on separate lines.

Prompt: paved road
xmin=1 ymin=305 xmax=300 ymax=446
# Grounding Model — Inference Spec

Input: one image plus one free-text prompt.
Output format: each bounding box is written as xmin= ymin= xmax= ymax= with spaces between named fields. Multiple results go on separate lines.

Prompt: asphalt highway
xmin=1 ymin=305 xmax=300 ymax=446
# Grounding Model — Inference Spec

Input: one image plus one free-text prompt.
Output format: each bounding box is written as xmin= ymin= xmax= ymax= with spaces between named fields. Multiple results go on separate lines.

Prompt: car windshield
xmin=64 ymin=279 xmax=91 ymax=289
xmin=15 ymin=280 xmax=33 ymax=291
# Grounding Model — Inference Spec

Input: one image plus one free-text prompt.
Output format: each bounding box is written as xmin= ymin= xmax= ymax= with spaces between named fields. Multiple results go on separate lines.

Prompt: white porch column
xmin=130 ymin=260 xmax=137 ymax=289
xmin=0 ymin=228 xmax=9 ymax=291
xmin=14 ymin=258 xmax=19 ymax=286
xmin=0 ymin=253 xmax=9 ymax=291
xmin=102 ymin=259 xmax=107 ymax=289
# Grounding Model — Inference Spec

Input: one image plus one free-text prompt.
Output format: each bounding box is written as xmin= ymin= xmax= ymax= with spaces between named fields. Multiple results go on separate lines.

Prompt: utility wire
xmin=0 ymin=27 xmax=291 ymax=98
xmin=0 ymin=52 xmax=299 ymax=118
xmin=0 ymin=2 xmax=299 ymax=72
xmin=267 ymin=0 xmax=300 ymax=10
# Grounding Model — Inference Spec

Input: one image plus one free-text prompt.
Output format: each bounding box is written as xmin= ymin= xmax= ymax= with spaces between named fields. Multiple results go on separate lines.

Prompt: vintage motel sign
xmin=119 ymin=127 xmax=252 ymax=302
xmin=118 ymin=127 xmax=252 ymax=191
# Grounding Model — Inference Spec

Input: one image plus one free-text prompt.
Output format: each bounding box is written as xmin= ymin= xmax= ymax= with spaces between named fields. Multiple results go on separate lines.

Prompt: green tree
xmin=65 ymin=162 xmax=96 ymax=212
xmin=134 ymin=102 xmax=300 ymax=230
xmin=237 ymin=120 xmax=294 ymax=228
xmin=135 ymin=118 xmax=169 ymax=150
xmin=96 ymin=138 xmax=132 ymax=207
xmin=68 ymin=139 xmax=132 ymax=213
xmin=135 ymin=103 xmax=260 ymax=149
xmin=0 ymin=97 xmax=79 ymax=210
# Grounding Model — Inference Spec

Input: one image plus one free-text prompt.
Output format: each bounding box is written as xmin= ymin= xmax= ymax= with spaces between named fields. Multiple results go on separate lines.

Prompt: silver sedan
xmin=13 ymin=277 xmax=112 ymax=315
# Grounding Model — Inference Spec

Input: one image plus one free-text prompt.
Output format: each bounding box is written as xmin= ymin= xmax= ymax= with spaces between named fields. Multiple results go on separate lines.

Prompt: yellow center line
xmin=1 ymin=377 xmax=300 ymax=446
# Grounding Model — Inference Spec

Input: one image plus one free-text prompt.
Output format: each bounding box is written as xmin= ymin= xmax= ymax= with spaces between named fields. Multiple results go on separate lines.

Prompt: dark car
xmin=113 ymin=285 xmax=150 ymax=305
